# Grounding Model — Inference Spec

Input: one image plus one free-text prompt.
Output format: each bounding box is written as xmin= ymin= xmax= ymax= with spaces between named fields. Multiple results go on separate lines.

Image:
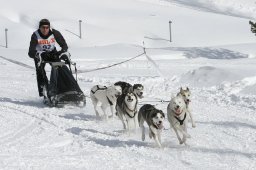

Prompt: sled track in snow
xmin=0 ymin=102 xmax=64 ymax=133
xmin=0 ymin=104 xmax=38 ymax=145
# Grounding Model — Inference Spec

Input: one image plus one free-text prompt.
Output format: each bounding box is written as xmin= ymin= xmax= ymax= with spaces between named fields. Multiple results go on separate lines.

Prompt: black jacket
xmin=28 ymin=29 xmax=68 ymax=58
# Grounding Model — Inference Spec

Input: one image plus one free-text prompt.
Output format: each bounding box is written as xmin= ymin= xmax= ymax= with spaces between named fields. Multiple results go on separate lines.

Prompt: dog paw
xmin=149 ymin=133 xmax=152 ymax=139
xmin=192 ymin=124 xmax=196 ymax=128
xmin=158 ymin=145 xmax=163 ymax=149
xmin=142 ymin=135 xmax=145 ymax=141
xmin=179 ymin=141 xmax=184 ymax=145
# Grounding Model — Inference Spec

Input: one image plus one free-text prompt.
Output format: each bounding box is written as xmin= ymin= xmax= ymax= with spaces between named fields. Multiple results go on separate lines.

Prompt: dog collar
xmin=124 ymin=105 xmax=137 ymax=118
xmin=125 ymin=107 xmax=137 ymax=118
xmin=174 ymin=113 xmax=187 ymax=125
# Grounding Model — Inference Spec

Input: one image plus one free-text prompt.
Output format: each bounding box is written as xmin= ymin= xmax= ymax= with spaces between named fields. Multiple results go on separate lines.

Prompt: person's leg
xmin=34 ymin=59 xmax=47 ymax=96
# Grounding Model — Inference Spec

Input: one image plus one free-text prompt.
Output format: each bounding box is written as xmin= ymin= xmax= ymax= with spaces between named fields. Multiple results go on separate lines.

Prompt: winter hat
xmin=39 ymin=19 xmax=50 ymax=28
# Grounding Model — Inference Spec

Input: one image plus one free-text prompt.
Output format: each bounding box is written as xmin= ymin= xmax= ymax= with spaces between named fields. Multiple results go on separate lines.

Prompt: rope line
xmin=0 ymin=56 xmax=35 ymax=70
xmin=0 ymin=51 xmax=146 ymax=74
xmin=76 ymin=52 xmax=145 ymax=73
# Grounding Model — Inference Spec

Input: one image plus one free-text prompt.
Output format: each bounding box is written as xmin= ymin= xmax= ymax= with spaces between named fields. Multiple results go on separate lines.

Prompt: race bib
xmin=35 ymin=30 xmax=56 ymax=52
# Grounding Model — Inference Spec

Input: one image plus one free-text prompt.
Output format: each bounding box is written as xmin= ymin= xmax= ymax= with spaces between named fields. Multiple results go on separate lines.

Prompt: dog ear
xmin=180 ymin=87 xmax=184 ymax=92
xmin=171 ymin=93 xmax=175 ymax=99
xmin=186 ymin=87 xmax=189 ymax=91
xmin=160 ymin=111 xmax=165 ymax=118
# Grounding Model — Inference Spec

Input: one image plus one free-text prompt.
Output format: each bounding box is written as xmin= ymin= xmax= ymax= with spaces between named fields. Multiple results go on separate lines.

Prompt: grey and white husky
xmin=90 ymin=85 xmax=122 ymax=120
xmin=116 ymin=92 xmax=138 ymax=133
xmin=167 ymin=95 xmax=191 ymax=145
xmin=177 ymin=87 xmax=196 ymax=128
xmin=138 ymin=104 xmax=165 ymax=148
xmin=114 ymin=81 xmax=144 ymax=99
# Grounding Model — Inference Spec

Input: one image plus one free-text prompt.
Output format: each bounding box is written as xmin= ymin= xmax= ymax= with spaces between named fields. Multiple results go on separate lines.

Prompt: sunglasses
xmin=41 ymin=26 xmax=49 ymax=29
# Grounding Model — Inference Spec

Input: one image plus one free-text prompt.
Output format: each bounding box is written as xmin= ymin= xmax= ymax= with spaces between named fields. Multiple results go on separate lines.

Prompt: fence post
xmin=169 ymin=21 xmax=172 ymax=42
xmin=5 ymin=28 xmax=8 ymax=48
xmin=79 ymin=20 xmax=82 ymax=39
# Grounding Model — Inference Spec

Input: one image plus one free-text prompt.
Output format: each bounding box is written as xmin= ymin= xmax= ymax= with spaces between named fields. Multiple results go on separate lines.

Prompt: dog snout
xmin=186 ymin=99 xmax=190 ymax=102
xmin=176 ymin=105 xmax=180 ymax=109
xmin=159 ymin=121 xmax=162 ymax=124
xmin=140 ymin=92 xmax=143 ymax=95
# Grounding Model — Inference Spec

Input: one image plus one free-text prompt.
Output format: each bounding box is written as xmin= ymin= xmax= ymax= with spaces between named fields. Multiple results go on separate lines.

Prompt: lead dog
xmin=167 ymin=95 xmax=191 ymax=145
xmin=116 ymin=92 xmax=138 ymax=133
xmin=138 ymin=104 xmax=165 ymax=148
xmin=90 ymin=85 xmax=122 ymax=120
xmin=114 ymin=81 xmax=144 ymax=99
xmin=177 ymin=87 xmax=196 ymax=128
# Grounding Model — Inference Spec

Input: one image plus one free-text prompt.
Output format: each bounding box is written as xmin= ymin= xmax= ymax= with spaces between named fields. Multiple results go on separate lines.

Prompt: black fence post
xmin=5 ymin=28 xmax=8 ymax=48
xmin=169 ymin=21 xmax=172 ymax=42
xmin=79 ymin=20 xmax=82 ymax=39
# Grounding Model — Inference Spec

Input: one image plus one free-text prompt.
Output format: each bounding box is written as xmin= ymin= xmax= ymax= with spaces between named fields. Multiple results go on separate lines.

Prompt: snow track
xmin=0 ymin=64 xmax=255 ymax=169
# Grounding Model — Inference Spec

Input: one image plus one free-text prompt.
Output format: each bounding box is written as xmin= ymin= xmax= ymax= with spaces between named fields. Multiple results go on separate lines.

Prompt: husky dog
xmin=114 ymin=81 xmax=144 ymax=99
xmin=138 ymin=104 xmax=165 ymax=148
xmin=177 ymin=87 xmax=195 ymax=128
xmin=167 ymin=95 xmax=191 ymax=145
xmin=116 ymin=92 xmax=138 ymax=133
xmin=90 ymin=85 xmax=122 ymax=119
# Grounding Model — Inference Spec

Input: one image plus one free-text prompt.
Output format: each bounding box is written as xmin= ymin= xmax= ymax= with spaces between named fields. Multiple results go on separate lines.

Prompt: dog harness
xmin=90 ymin=85 xmax=107 ymax=94
xmin=174 ymin=113 xmax=187 ymax=125
xmin=124 ymin=105 xmax=137 ymax=118
xmin=91 ymin=85 xmax=114 ymax=106
xmin=106 ymin=96 xmax=113 ymax=106
xmin=122 ymin=97 xmax=137 ymax=118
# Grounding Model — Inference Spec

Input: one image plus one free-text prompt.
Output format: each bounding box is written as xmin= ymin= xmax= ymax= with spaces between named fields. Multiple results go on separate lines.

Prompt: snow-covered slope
xmin=140 ymin=0 xmax=256 ymax=19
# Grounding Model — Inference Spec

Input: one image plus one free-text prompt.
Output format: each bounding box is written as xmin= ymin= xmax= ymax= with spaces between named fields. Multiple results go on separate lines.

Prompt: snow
xmin=0 ymin=0 xmax=256 ymax=169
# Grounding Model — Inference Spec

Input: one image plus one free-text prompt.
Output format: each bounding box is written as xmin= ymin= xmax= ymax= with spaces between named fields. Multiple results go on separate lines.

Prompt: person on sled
xmin=28 ymin=19 xmax=70 ymax=97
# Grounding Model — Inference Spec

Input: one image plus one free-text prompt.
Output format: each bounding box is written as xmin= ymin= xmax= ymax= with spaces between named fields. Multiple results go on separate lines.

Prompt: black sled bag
xmin=48 ymin=64 xmax=84 ymax=102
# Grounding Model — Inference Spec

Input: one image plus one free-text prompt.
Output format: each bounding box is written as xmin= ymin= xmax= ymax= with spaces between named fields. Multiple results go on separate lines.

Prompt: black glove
xmin=42 ymin=51 xmax=60 ymax=62
xmin=56 ymin=50 xmax=65 ymax=57
xmin=60 ymin=54 xmax=71 ymax=64
xmin=41 ymin=51 xmax=51 ymax=61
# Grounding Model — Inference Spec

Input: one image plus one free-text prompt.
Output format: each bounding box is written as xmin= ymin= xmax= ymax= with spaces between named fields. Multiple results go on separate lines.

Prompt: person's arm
xmin=52 ymin=29 xmax=68 ymax=53
xmin=28 ymin=33 xmax=38 ymax=58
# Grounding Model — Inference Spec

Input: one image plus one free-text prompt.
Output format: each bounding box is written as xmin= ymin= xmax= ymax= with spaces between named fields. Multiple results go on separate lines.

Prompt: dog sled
xmin=39 ymin=52 xmax=86 ymax=107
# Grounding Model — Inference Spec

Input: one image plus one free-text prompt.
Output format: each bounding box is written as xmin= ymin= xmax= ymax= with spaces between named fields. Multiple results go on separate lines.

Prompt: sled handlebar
xmin=45 ymin=61 xmax=66 ymax=67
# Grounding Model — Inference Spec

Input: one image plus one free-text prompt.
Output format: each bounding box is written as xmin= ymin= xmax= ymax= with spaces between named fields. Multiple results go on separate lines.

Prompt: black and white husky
xmin=116 ymin=92 xmax=138 ymax=133
xmin=114 ymin=81 xmax=144 ymax=99
xmin=138 ymin=104 xmax=165 ymax=148
xmin=177 ymin=87 xmax=196 ymax=128
xmin=167 ymin=95 xmax=191 ymax=145
xmin=90 ymin=85 xmax=122 ymax=120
